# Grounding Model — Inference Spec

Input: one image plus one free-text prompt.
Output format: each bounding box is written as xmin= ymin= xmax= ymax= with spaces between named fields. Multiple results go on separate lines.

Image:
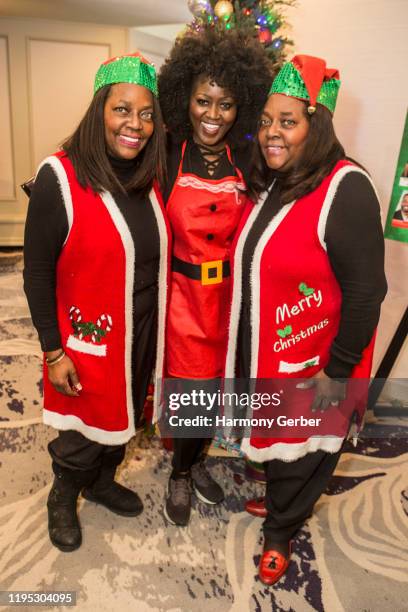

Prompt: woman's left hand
xmin=310 ymin=370 xmax=347 ymax=413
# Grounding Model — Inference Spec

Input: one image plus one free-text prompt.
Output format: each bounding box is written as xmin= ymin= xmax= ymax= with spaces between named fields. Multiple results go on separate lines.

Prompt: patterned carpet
xmin=1 ymin=255 xmax=407 ymax=612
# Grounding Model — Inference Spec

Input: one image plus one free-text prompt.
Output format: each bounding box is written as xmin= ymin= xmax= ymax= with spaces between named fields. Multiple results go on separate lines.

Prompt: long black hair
xmin=62 ymin=85 xmax=167 ymax=194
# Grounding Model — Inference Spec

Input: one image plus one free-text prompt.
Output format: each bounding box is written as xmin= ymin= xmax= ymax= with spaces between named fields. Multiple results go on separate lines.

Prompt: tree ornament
xmin=187 ymin=0 xmax=212 ymax=18
xmin=258 ymin=29 xmax=272 ymax=45
xmin=214 ymin=0 xmax=234 ymax=20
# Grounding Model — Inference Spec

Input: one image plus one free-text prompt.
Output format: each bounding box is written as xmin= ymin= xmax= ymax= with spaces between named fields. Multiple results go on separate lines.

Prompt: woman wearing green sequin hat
xmin=270 ymin=53 xmax=341 ymax=115
xmin=23 ymin=51 xmax=171 ymax=551
xmin=224 ymin=54 xmax=387 ymax=585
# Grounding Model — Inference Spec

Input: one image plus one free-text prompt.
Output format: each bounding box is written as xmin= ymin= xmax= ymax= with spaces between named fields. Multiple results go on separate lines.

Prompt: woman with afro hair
xmin=158 ymin=28 xmax=273 ymax=526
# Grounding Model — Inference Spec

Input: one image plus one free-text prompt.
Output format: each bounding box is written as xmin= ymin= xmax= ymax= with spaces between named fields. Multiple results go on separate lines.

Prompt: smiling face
xmin=402 ymin=194 xmax=408 ymax=213
xmin=103 ymin=82 xmax=155 ymax=160
xmin=258 ymin=93 xmax=310 ymax=172
xmin=189 ymin=76 xmax=237 ymax=148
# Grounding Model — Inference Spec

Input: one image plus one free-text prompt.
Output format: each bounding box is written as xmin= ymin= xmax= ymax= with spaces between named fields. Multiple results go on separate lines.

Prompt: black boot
xmin=82 ymin=464 xmax=143 ymax=517
xmin=47 ymin=467 xmax=87 ymax=552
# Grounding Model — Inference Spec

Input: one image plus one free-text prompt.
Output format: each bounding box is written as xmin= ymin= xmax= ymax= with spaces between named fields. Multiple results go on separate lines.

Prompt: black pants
xmin=171 ymin=437 xmax=206 ymax=477
xmin=263 ymin=447 xmax=343 ymax=545
xmin=48 ymin=430 xmax=126 ymax=473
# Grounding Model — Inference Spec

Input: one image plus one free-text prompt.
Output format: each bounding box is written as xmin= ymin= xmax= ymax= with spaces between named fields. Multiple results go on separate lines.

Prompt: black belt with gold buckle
xmin=172 ymin=256 xmax=230 ymax=285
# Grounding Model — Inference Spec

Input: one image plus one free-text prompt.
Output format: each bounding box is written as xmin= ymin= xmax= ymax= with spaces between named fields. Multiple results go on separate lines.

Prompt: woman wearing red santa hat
xmin=225 ymin=54 xmax=387 ymax=584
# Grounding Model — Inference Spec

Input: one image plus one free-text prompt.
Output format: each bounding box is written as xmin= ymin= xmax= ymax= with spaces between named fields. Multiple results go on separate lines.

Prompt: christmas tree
xmin=185 ymin=0 xmax=296 ymax=68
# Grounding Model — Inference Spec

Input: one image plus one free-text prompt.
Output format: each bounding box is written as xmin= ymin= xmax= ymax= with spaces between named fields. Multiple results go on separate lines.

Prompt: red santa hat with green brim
xmin=269 ymin=54 xmax=340 ymax=115
xmin=94 ymin=51 xmax=158 ymax=97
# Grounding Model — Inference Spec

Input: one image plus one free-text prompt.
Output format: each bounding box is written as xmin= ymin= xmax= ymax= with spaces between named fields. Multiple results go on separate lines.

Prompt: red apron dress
xmin=166 ymin=141 xmax=247 ymax=379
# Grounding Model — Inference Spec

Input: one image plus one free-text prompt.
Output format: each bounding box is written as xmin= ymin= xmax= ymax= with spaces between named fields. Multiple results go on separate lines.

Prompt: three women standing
xmin=23 ymin=53 xmax=171 ymax=551
xmin=23 ymin=44 xmax=386 ymax=595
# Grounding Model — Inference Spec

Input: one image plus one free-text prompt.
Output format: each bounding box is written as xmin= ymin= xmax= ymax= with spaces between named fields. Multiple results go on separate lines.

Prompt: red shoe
xmin=245 ymin=497 xmax=267 ymax=518
xmin=258 ymin=542 xmax=292 ymax=586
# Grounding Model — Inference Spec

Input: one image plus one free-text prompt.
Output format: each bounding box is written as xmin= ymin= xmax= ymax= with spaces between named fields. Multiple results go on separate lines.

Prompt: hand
xmin=46 ymin=350 xmax=82 ymax=397
xmin=310 ymin=370 xmax=346 ymax=413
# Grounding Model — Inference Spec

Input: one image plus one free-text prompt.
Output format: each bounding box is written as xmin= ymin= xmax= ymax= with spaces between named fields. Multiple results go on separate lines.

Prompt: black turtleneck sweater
xmin=23 ymin=154 xmax=160 ymax=352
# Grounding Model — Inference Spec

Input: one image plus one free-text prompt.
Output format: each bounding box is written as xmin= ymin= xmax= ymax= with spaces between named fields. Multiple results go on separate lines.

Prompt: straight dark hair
xmin=248 ymin=102 xmax=345 ymax=204
xmin=62 ymin=85 xmax=167 ymax=195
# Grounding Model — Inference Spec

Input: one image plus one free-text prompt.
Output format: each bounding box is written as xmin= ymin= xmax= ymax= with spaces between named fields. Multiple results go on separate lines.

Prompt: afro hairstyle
xmin=158 ymin=29 xmax=274 ymax=148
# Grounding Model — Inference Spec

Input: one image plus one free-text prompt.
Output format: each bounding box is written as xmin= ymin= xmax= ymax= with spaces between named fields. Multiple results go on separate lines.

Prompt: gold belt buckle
xmin=201 ymin=260 xmax=223 ymax=285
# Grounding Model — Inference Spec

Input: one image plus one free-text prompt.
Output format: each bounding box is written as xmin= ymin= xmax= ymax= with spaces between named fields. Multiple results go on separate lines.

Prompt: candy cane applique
xmin=66 ymin=306 xmax=113 ymax=357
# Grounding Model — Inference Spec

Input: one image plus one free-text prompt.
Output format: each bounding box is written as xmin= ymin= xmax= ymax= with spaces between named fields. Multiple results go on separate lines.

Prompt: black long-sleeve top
xmin=240 ymin=171 xmax=387 ymax=378
xmin=23 ymin=155 xmax=160 ymax=351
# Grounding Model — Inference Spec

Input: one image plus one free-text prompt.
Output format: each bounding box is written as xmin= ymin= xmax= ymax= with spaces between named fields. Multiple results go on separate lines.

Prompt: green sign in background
xmin=384 ymin=109 xmax=408 ymax=244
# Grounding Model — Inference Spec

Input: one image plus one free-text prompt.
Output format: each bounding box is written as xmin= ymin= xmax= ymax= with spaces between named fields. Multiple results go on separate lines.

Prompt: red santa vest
xmin=40 ymin=153 xmax=170 ymax=445
xmin=225 ymin=161 xmax=377 ymax=461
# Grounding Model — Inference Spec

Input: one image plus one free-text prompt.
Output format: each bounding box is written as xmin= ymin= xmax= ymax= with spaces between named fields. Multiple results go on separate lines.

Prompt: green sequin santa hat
xmin=270 ymin=54 xmax=340 ymax=114
xmin=94 ymin=51 xmax=158 ymax=96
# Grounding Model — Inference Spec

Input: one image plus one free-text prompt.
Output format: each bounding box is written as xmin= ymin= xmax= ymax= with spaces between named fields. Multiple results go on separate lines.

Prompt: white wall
xmin=127 ymin=28 xmax=175 ymax=69
xmin=286 ymin=0 xmax=408 ymax=384
xmin=0 ymin=36 xmax=14 ymax=200
xmin=0 ymin=17 xmax=127 ymax=245
xmin=0 ymin=16 xmax=176 ymax=246
xmin=29 ymin=39 xmax=110 ymax=168
xmin=134 ymin=24 xmax=185 ymax=42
